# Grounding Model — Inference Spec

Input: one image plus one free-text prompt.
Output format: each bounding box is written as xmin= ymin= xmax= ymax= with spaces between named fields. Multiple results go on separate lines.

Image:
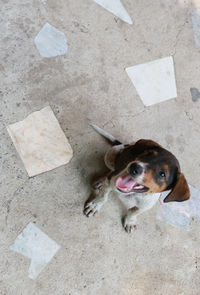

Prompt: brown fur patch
xmin=143 ymin=171 xmax=167 ymax=193
xmin=162 ymin=164 xmax=169 ymax=171
xmin=164 ymin=173 xmax=190 ymax=202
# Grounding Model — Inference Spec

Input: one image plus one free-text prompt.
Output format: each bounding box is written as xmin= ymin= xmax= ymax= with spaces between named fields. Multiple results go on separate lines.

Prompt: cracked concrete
xmin=171 ymin=18 xmax=188 ymax=56
xmin=1 ymin=0 xmax=200 ymax=294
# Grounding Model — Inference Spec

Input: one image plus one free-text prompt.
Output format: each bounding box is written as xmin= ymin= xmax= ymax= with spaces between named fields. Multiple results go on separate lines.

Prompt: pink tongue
xmin=116 ymin=174 xmax=137 ymax=192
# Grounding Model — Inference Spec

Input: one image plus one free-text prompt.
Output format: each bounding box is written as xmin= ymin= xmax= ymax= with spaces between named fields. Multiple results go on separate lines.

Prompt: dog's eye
xmin=159 ymin=171 xmax=166 ymax=178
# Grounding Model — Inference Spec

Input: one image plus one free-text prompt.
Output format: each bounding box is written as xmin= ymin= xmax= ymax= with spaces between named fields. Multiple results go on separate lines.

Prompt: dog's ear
xmin=134 ymin=139 xmax=162 ymax=149
xmin=164 ymin=173 xmax=190 ymax=203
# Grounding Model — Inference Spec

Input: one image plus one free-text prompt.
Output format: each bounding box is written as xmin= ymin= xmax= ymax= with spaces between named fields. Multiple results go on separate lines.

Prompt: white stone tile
xmin=126 ymin=56 xmax=177 ymax=106
xmin=94 ymin=0 xmax=133 ymax=24
xmin=157 ymin=185 xmax=200 ymax=231
xmin=10 ymin=222 xmax=60 ymax=279
xmin=7 ymin=106 xmax=73 ymax=177
xmin=191 ymin=9 xmax=200 ymax=47
xmin=34 ymin=23 xmax=68 ymax=58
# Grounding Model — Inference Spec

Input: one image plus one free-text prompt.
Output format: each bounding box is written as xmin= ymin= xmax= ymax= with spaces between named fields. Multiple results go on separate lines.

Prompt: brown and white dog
xmin=84 ymin=125 xmax=190 ymax=233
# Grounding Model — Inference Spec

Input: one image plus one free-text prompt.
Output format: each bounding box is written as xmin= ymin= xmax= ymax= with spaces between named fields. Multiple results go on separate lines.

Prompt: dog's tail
xmin=90 ymin=124 xmax=122 ymax=145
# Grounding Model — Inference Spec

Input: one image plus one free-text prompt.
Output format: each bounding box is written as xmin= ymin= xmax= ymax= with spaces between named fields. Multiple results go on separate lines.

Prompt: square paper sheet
xmin=7 ymin=106 xmax=73 ymax=177
xmin=126 ymin=56 xmax=177 ymax=106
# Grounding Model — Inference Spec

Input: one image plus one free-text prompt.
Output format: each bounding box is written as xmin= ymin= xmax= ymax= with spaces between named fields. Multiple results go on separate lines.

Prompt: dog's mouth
xmin=116 ymin=174 xmax=148 ymax=193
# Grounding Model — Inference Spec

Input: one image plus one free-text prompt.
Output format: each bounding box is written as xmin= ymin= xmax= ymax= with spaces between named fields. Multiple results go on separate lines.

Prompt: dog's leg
xmin=84 ymin=178 xmax=112 ymax=217
xmin=123 ymin=194 xmax=160 ymax=233
xmin=123 ymin=207 xmax=146 ymax=233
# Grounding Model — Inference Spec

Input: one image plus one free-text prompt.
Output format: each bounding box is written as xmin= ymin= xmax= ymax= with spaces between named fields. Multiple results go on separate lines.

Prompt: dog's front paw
xmin=84 ymin=199 xmax=103 ymax=217
xmin=123 ymin=216 xmax=138 ymax=233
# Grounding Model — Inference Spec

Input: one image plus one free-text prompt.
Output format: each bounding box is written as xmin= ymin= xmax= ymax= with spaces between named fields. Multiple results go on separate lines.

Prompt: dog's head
xmin=114 ymin=139 xmax=190 ymax=202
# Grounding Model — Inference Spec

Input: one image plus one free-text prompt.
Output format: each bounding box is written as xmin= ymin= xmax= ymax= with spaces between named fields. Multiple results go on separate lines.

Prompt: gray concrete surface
xmin=1 ymin=0 xmax=200 ymax=294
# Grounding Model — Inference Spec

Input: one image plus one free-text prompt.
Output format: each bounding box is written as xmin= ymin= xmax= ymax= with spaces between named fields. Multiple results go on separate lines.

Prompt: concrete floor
xmin=1 ymin=0 xmax=200 ymax=294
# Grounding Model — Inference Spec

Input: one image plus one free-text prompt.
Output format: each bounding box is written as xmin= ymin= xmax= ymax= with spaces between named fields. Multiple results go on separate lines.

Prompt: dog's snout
xmin=129 ymin=163 xmax=143 ymax=176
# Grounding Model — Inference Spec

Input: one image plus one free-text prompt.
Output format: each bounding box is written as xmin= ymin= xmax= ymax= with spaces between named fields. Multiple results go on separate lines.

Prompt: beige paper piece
xmin=7 ymin=106 xmax=73 ymax=177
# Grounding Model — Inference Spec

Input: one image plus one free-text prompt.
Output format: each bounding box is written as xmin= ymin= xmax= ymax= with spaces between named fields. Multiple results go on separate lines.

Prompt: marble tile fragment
xmin=191 ymin=9 xmax=200 ymax=47
xmin=34 ymin=23 xmax=68 ymax=58
xmin=157 ymin=185 xmax=200 ymax=231
xmin=94 ymin=0 xmax=133 ymax=24
xmin=10 ymin=222 xmax=60 ymax=279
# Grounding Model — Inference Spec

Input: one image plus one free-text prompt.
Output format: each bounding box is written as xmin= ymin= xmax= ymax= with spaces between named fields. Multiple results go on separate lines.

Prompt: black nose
xmin=129 ymin=163 xmax=143 ymax=176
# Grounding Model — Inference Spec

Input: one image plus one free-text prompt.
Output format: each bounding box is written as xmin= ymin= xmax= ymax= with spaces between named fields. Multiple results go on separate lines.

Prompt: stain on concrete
xmin=179 ymin=146 xmax=184 ymax=153
xmin=190 ymin=87 xmax=200 ymax=102
xmin=165 ymin=134 xmax=174 ymax=145
xmin=176 ymin=135 xmax=185 ymax=145
xmin=99 ymin=78 xmax=110 ymax=92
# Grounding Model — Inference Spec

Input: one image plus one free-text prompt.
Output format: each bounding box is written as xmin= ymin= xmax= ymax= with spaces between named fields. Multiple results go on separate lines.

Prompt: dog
xmin=84 ymin=125 xmax=190 ymax=233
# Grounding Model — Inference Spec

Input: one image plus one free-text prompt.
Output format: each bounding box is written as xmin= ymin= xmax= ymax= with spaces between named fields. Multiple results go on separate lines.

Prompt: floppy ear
xmin=164 ymin=173 xmax=190 ymax=203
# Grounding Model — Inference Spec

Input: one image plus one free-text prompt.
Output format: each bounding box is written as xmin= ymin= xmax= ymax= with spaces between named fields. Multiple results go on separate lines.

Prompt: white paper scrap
xmin=10 ymin=222 xmax=60 ymax=279
xmin=191 ymin=9 xmax=200 ymax=47
xmin=7 ymin=106 xmax=73 ymax=177
xmin=94 ymin=0 xmax=133 ymax=24
xmin=126 ymin=56 xmax=177 ymax=106
xmin=34 ymin=23 xmax=68 ymax=58
xmin=157 ymin=185 xmax=200 ymax=231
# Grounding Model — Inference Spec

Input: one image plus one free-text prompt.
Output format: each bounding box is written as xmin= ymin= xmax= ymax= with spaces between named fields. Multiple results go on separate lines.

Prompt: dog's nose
xmin=129 ymin=163 xmax=143 ymax=176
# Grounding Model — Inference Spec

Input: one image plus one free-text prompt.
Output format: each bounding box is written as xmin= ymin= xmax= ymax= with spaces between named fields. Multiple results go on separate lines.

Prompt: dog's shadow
xmin=81 ymin=150 xmax=127 ymax=220
xmin=79 ymin=150 xmax=109 ymax=203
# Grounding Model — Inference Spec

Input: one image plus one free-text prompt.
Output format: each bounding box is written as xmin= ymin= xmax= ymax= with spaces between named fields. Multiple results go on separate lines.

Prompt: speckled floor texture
xmin=1 ymin=0 xmax=200 ymax=294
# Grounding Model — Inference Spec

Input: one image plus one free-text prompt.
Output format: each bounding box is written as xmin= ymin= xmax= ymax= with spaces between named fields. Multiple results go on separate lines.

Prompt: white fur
xmin=84 ymin=176 xmax=161 ymax=232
